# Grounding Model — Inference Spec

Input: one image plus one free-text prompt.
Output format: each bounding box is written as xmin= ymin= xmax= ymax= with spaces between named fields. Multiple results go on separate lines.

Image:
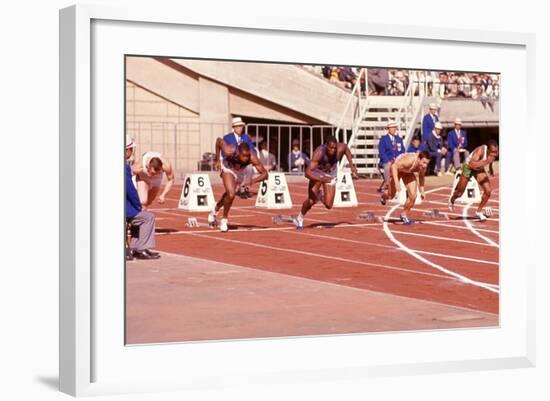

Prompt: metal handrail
xmin=334 ymin=68 xmax=367 ymax=143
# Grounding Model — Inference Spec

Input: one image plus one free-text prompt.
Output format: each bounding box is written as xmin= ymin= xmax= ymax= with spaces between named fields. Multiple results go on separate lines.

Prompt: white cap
xmin=231 ymin=117 xmax=245 ymax=127
xmin=454 ymin=118 xmax=463 ymax=125
xmin=386 ymin=121 xmax=398 ymax=129
xmin=434 ymin=122 xmax=443 ymax=129
xmin=126 ymin=135 xmax=136 ymax=149
xmin=429 ymin=103 xmax=439 ymax=110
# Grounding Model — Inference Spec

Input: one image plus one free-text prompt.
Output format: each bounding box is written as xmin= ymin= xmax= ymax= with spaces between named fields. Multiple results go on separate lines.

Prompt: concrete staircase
xmin=337 ymin=71 xmax=427 ymax=176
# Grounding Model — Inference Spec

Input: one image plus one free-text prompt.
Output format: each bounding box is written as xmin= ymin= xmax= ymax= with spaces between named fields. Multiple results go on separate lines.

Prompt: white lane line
xmin=462 ymin=203 xmax=500 ymax=248
xmin=156 ymin=250 xmax=498 ymax=317
xmin=285 ymin=230 xmax=498 ymax=266
xmin=386 ymin=229 xmax=496 ymax=247
xmin=422 ymin=221 xmax=499 ymax=234
xmin=428 ymin=191 xmax=500 ymax=204
xmin=381 ymin=187 xmax=499 ymax=294
xmin=424 ymin=199 xmax=500 ymax=215
xmin=187 ymin=232 xmax=473 ymax=282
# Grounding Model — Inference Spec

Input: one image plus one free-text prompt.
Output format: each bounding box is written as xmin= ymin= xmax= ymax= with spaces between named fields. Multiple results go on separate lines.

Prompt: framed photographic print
xmin=59 ymin=4 xmax=536 ymax=397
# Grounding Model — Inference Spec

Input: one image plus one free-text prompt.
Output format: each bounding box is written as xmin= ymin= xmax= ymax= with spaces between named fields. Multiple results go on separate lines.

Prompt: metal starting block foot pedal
xmin=483 ymin=207 xmax=494 ymax=217
xmin=357 ymin=212 xmax=383 ymax=223
xmin=423 ymin=209 xmax=449 ymax=220
xmin=272 ymin=214 xmax=297 ymax=224
xmin=186 ymin=217 xmax=200 ymax=227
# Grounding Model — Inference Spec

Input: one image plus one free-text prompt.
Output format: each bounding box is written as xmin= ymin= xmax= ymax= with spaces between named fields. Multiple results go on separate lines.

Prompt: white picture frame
xmin=59 ymin=4 xmax=536 ymax=397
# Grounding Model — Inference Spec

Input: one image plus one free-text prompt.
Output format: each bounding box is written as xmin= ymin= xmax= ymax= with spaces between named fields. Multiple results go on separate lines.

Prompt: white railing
xmin=337 ymin=71 xmax=426 ymax=173
xmin=334 ymin=68 xmax=367 ymax=143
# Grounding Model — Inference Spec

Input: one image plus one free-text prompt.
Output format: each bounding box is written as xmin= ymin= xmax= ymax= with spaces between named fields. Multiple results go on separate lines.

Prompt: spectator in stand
xmin=377 ymin=121 xmax=405 ymax=192
xmin=407 ymin=136 xmax=422 ymax=153
xmin=258 ymin=140 xmax=277 ymax=172
xmin=368 ymin=68 xmax=389 ymax=95
xmin=447 ymin=118 xmax=469 ymax=172
xmin=321 ymin=66 xmax=332 ymax=79
xmin=288 ymin=139 xmax=310 ymax=173
xmin=425 ymin=122 xmax=449 ymax=176
xmin=421 ymin=103 xmax=439 ymax=142
xmin=338 ymin=66 xmax=356 ymax=89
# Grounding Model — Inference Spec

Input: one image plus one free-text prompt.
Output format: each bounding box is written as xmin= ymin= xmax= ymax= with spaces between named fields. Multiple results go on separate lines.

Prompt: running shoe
xmin=220 ymin=218 xmax=229 ymax=232
xmin=293 ymin=214 xmax=304 ymax=230
xmin=207 ymin=208 xmax=218 ymax=227
xmin=380 ymin=195 xmax=387 ymax=206
xmin=475 ymin=211 xmax=487 ymax=222
xmin=400 ymin=214 xmax=415 ymax=225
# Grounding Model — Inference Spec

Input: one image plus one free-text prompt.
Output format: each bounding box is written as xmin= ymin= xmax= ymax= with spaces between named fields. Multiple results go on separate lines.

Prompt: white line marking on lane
xmin=381 ymin=187 xmax=499 ymax=294
xmin=462 ymin=203 xmax=500 ymax=248
xmin=187 ymin=232 xmax=477 ymax=283
xmin=155 ymin=250 xmax=499 ymax=316
xmin=284 ymin=230 xmax=498 ymax=266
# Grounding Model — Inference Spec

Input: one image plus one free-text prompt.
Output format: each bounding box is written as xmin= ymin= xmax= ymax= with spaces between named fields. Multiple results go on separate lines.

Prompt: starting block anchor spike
xmin=186 ymin=217 xmax=199 ymax=228
xmin=272 ymin=215 xmax=297 ymax=225
xmin=358 ymin=212 xmax=382 ymax=223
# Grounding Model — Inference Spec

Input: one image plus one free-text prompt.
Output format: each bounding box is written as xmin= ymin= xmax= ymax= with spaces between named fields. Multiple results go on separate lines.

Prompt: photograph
xmin=124 ymin=56 xmax=500 ymax=345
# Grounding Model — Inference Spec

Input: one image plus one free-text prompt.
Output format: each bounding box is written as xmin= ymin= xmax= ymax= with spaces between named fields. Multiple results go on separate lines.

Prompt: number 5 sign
xmin=255 ymin=173 xmax=293 ymax=209
xmin=178 ymin=173 xmax=216 ymax=211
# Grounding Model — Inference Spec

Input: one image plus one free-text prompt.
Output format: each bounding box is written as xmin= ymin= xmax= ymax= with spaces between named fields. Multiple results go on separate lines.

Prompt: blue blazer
xmin=126 ymin=163 xmax=142 ymax=220
xmin=407 ymin=144 xmax=420 ymax=153
xmin=447 ymin=128 xmax=468 ymax=151
xmin=426 ymin=132 xmax=444 ymax=153
xmin=378 ymin=133 xmax=405 ymax=165
xmin=223 ymin=132 xmax=256 ymax=152
xmin=421 ymin=113 xmax=438 ymax=141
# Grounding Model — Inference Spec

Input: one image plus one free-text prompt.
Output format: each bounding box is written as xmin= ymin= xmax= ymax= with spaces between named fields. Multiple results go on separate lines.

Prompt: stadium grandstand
xmin=126 ymin=56 xmax=499 ymax=178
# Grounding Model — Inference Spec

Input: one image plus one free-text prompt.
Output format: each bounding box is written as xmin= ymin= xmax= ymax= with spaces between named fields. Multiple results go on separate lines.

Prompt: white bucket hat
xmin=434 ymin=122 xmax=443 ymax=129
xmin=429 ymin=103 xmax=439 ymax=110
xmin=454 ymin=118 xmax=463 ymax=125
xmin=231 ymin=117 xmax=246 ymax=127
xmin=126 ymin=135 xmax=136 ymax=149
xmin=386 ymin=121 xmax=398 ymax=129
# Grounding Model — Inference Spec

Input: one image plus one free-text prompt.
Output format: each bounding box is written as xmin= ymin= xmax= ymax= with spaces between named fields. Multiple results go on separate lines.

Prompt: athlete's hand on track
xmin=158 ymin=196 xmax=166 ymax=204
xmin=420 ymin=191 xmax=426 ymax=200
xmin=214 ymin=160 xmax=221 ymax=171
xmin=351 ymin=169 xmax=359 ymax=180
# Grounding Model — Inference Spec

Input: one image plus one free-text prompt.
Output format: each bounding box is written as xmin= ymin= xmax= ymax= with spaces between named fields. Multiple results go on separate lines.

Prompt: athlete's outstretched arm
xmin=418 ymin=166 xmax=426 ymax=199
xmin=249 ymin=153 xmax=269 ymax=184
xmin=342 ymin=144 xmax=359 ymax=179
xmin=158 ymin=161 xmax=175 ymax=203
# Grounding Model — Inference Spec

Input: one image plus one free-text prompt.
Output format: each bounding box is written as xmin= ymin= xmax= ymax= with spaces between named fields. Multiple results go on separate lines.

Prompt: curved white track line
xmin=461 ymin=203 xmax=500 ymax=248
xmin=382 ymin=188 xmax=499 ymax=294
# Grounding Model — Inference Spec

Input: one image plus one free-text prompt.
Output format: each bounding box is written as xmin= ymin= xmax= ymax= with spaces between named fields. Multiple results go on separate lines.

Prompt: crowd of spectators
xmin=303 ymin=65 xmax=500 ymax=102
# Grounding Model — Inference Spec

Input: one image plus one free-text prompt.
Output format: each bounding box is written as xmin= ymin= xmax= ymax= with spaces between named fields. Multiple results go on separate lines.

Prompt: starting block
xmin=423 ymin=209 xmax=449 ymax=220
xmin=334 ymin=171 xmax=358 ymax=208
xmin=185 ymin=217 xmax=200 ymax=227
xmin=256 ymin=173 xmax=293 ymax=209
xmin=272 ymin=214 xmax=297 ymax=224
xmin=357 ymin=212 xmax=384 ymax=223
xmin=484 ymin=207 xmax=494 ymax=217
xmin=179 ymin=174 xmax=216 ymax=212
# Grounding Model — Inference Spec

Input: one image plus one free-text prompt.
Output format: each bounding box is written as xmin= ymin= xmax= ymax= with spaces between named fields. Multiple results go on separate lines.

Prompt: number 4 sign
xmin=178 ymin=173 xmax=216 ymax=211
